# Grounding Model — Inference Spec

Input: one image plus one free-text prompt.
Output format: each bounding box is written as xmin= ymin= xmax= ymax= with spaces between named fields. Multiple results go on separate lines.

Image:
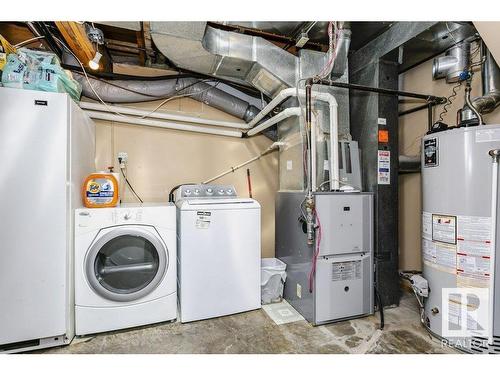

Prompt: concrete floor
xmin=39 ymin=293 xmax=457 ymax=354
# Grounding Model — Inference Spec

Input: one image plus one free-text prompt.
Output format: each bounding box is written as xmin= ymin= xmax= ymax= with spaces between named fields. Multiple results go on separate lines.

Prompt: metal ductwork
xmin=432 ymin=41 xmax=471 ymax=83
xmin=74 ymin=74 xmax=261 ymax=122
xmin=472 ymin=44 xmax=500 ymax=114
xmin=149 ymin=22 xmax=351 ymax=98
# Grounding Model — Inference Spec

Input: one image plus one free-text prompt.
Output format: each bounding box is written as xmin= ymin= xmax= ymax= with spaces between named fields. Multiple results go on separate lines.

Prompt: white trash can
xmin=261 ymin=258 xmax=287 ymax=304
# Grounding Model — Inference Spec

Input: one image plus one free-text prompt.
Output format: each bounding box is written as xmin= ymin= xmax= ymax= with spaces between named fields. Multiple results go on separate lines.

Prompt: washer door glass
xmin=87 ymin=226 xmax=167 ymax=302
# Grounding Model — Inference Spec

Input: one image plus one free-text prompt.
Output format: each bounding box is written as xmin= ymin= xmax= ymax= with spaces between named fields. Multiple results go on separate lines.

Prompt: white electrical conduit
xmin=80 ymin=102 xmax=251 ymax=130
xmin=85 ymin=111 xmax=243 ymax=138
xmin=246 ymin=87 xmax=339 ymax=190
xmin=202 ymin=142 xmax=283 ymax=184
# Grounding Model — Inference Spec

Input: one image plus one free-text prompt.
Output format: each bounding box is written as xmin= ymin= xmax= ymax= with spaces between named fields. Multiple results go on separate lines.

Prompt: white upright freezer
xmin=0 ymin=87 xmax=95 ymax=353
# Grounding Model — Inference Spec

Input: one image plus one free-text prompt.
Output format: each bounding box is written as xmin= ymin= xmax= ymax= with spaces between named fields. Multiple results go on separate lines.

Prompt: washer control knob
xmin=206 ymin=188 xmax=213 ymax=195
xmin=124 ymin=212 xmax=132 ymax=220
xmin=184 ymin=189 xmax=192 ymax=196
xmin=218 ymin=189 xmax=225 ymax=195
xmin=226 ymin=189 xmax=233 ymax=195
xmin=194 ymin=188 xmax=201 ymax=195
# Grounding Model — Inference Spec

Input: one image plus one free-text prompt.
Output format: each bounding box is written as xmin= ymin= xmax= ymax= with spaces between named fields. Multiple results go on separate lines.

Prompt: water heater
xmin=421 ymin=124 xmax=500 ymax=353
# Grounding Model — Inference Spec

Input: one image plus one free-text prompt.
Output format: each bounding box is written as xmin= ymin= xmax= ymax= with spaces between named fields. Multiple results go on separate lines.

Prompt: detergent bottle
xmin=82 ymin=172 xmax=119 ymax=208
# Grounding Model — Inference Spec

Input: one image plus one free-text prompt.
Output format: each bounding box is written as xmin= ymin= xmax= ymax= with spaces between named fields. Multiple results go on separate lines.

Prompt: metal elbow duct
xmin=149 ymin=22 xmax=350 ymax=98
xmin=432 ymin=42 xmax=471 ymax=83
xmin=472 ymin=46 xmax=500 ymax=114
xmin=149 ymin=22 xmax=294 ymax=98
xmin=74 ymin=74 xmax=261 ymax=122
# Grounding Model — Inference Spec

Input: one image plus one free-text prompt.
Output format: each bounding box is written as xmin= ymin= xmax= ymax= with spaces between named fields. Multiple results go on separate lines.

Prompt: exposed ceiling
xmin=219 ymin=21 xmax=394 ymax=51
xmin=0 ymin=21 xmax=479 ymax=80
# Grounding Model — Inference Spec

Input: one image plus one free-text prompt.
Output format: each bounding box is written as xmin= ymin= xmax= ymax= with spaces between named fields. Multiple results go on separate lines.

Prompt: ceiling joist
xmin=55 ymin=21 xmax=111 ymax=72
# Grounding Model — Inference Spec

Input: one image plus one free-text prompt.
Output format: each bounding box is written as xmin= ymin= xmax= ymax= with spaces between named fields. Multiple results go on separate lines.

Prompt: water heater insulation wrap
xmin=421 ymin=124 xmax=500 ymax=353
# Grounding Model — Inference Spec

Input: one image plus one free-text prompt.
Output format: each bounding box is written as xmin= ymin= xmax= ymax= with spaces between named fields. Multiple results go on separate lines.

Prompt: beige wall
xmin=399 ymin=36 xmax=500 ymax=271
xmin=92 ymin=97 xmax=278 ymax=257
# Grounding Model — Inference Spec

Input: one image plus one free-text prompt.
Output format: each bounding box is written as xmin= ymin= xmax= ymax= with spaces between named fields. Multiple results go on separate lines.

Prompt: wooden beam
xmin=112 ymin=62 xmax=178 ymax=77
xmin=142 ymin=22 xmax=155 ymax=60
xmin=55 ymin=21 xmax=111 ymax=72
xmin=136 ymin=22 xmax=147 ymax=66
xmin=0 ymin=22 xmax=49 ymax=50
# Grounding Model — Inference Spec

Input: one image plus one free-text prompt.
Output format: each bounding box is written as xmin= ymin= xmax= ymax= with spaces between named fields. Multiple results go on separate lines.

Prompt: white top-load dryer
xmin=175 ymin=184 xmax=261 ymax=322
xmin=74 ymin=204 xmax=177 ymax=335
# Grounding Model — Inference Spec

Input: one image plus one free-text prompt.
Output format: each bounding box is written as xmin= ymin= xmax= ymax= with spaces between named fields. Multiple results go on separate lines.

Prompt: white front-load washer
xmin=74 ymin=203 xmax=176 ymax=335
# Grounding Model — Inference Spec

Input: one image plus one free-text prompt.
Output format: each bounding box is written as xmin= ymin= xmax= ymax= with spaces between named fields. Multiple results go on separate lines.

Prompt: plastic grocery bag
xmin=1 ymin=48 xmax=82 ymax=101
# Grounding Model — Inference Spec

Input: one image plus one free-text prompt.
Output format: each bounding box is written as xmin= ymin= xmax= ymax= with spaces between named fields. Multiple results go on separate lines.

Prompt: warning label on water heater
xmin=377 ymin=150 xmax=390 ymax=185
xmin=422 ymin=211 xmax=492 ymax=287
xmin=456 ymin=215 xmax=492 ymax=288
xmin=432 ymin=214 xmax=457 ymax=245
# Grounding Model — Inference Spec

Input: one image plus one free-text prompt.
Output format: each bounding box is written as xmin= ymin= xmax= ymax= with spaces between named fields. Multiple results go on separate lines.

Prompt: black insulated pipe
xmin=308 ymin=78 xmax=447 ymax=104
xmin=399 ymin=102 xmax=437 ymax=117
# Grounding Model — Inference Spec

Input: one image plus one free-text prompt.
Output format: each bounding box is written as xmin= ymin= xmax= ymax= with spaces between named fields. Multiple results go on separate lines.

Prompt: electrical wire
xmin=374 ymin=286 xmax=385 ymax=330
xmin=316 ymin=22 xmax=340 ymax=80
xmin=120 ymin=168 xmax=143 ymax=203
xmin=13 ymin=36 xmax=46 ymax=48
xmin=52 ymin=35 xmax=221 ymax=122
xmin=437 ymin=80 xmax=462 ymax=123
xmin=139 ymin=81 xmax=220 ymax=119
xmin=318 ymin=178 xmax=361 ymax=191
xmin=444 ymin=22 xmax=474 ymax=53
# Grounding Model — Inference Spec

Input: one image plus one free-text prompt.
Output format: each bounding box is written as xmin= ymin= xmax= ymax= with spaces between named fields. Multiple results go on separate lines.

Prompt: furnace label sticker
xmin=432 ymin=214 xmax=457 ymax=244
xmin=377 ymin=150 xmax=390 ymax=185
xmin=331 ymin=260 xmax=361 ymax=281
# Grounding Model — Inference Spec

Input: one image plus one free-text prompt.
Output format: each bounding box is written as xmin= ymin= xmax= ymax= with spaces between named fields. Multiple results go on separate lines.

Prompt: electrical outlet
xmin=117 ymin=152 xmax=128 ymax=164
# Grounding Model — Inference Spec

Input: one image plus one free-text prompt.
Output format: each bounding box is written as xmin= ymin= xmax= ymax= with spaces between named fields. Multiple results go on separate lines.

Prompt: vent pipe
xmin=472 ymin=44 xmax=500 ymax=114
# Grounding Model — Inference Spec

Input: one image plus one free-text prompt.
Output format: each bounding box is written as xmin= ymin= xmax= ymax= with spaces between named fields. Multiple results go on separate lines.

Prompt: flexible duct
xmin=74 ymin=74 xmax=261 ymax=122
xmin=472 ymin=45 xmax=500 ymax=114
